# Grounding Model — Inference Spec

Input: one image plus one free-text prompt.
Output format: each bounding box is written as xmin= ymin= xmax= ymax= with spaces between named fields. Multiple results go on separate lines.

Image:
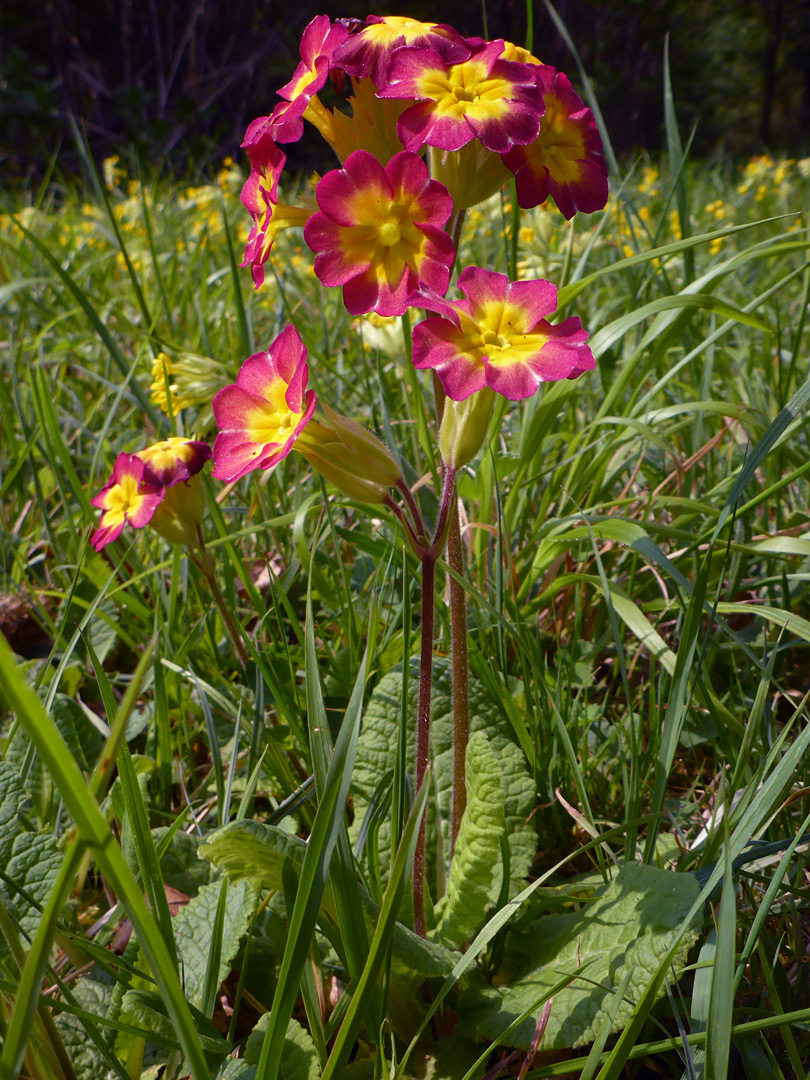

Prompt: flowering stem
xmin=395 ymin=478 xmax=427 ymax=545
xmin=413 ymin=552 xmax=435 ymax=938
xmin=192 ymin=526 xmax=248 ymax=667
xmin=447 ymin=497 xmax=469 ymax=853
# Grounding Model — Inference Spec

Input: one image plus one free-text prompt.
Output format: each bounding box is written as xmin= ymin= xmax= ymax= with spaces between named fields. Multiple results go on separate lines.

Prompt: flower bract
xmin=378 ymin=40 xmax=542 ymax=155
xmin=212 ymin=325 xmax=317 ymax=483
xmin=304 ymin=149 xmax=454 ymax=317
xmin=90 ymin=454 xmax=164 ymax=551
xmin=410 ymin=267 xmax=595 ymax=401
xmin=501 ymin=66 xmax=608 ymax=219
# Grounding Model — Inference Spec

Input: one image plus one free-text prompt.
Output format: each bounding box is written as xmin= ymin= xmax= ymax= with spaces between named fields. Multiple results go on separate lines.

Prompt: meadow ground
xmin=2 ymin=145 xmax=810 ymax=1078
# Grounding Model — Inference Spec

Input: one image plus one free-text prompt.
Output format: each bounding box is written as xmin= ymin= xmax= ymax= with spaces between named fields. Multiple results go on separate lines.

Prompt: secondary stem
xmin=192 ymin=526 xmax=248 ymax=667
xmin=412 ymin=554 xmax=436 ymax=938
xmin=447 ymin=497 xmax=469 ymax=854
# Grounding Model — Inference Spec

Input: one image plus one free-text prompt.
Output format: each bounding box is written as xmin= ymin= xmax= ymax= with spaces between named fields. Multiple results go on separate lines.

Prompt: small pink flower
xmin=239 ymin=130 xmax=312 ymax=289
xmin=136 ymin=437 xmax=212 ymax=487
xmin=378 ymin=40 xmax=542 ymax=154
xmin=90 ymin=454 xmax=164 ymax=551
xmin=243 ymin=97 xmax=308 ymax=148
xmin=212 ymin=325 xmax=317 ymax=484
xmin=501 ymin=67 xmax=608 ymax=219
xmin=278 ymin=15 xmax=349 ymax=105
xmin=409 ymin=267 xmax=594 ymax=401
xmin=304 ymin=149 xmax=454 ymax=317
xmin=333 ymin=15 xmax=469 ymax=88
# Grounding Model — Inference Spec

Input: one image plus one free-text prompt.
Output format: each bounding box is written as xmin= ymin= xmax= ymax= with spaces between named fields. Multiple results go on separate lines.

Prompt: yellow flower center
xmin=480 ymin=329 xmax=512 ymax=351
xmin=377 ymin=220 xmax=402 ymax=246
xmin=105 ymin=475 xmax=142 ymax=524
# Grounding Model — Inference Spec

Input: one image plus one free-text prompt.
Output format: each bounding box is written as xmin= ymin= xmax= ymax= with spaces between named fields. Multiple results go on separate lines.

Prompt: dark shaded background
xmin=3 ymin=0 xmax=810 ymax=183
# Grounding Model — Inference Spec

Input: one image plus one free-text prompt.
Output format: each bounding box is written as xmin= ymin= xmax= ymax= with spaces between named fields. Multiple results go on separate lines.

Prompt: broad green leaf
xmin=432 ymin=733 xmax=504 ymax=949
xmin=119 ymin=989 xmax=229 ymax=1054
xmin=173 ymin=878 xmax=255 ymax=1009
xmin=351 ymin=660 xmax=535 ymax=908
xmin=152 ymin=827 xmax=216 ymax=895
xmin=0 ymin=761 xmax=63 ymax=958
xmin=459 ymin=864 xmax=701 ymax=1050
xmin=199 ymin=819 xmax=459 ymax=979
xmin=246 ymin=1016 xmax=320 ymax=1080
xmin=213 ymin=1063 xmax=257 ymax=1080
xmin=54 ymin=975 xmax=131 ymax=1080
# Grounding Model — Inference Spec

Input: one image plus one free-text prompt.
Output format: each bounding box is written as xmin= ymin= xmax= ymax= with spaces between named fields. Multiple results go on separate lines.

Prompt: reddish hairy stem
xmin=413 ymin=554 xmax=436 ymax=938
xmin=447 ymin=498 xmax=469 ymax=854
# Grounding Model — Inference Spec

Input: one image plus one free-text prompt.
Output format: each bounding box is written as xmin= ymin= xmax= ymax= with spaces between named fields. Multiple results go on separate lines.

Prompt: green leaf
xmin=120 ymin=988 xmax=229 ymax=1054
xmin=54 ymin=975 xmax=116 ymax=1080
xmin=173 ymin=878 xmax=255 ymax=1009
xmin=351 ymin=660 xmax=535 ymax=909
xmin=245 ymin=1016 xmax=320 ymax=1080
xmin=199 ymin=820 xmax=459 ymax=980
xmin=432 ymin=733 xmax=504 ymax=948
xmin=459 ymin=864 xmax=701 ymax=1050
xmin=0 ymin=761 xmax=63 ymax=957
xmin=212 ymin=1063 xmax=257 ymax=1080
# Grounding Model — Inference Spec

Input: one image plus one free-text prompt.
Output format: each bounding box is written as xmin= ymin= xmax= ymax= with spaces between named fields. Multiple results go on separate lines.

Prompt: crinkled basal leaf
xmin=245 ymin=1015 xmax=320 ymax=1079
xmin=459 ymin=863 xmax=702 ymax=1050
xmin=200 ymin=820 xmax=459 ymax=978
xmin=432 ymin=733 xmax=504 ymax=948
xmin=54 ymin=974 xmax=116 ymax=1080
xmin=0 ymin=760 xmax=63 ymax=956
xmin=212 ymin=1063 xmax=257 ymax=1080
xmin=352 ymin=660 xmax=535 ymax=906
xmin=173 ymin=878 xmax=255 ymax=1008
xmin=5 ymin=694 xmax=103 ymax=806
xmin=152 ymin=827 xmax=215 ymax=896
xmin=119 ymin=989 xmax=228 ymax=1053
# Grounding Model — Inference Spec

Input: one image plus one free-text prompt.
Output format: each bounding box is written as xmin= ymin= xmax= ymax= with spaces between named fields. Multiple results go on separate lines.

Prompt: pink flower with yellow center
xmin=333 ymin=15 xmax=469 ymax=88
xmin=90 ymin=454 xmax=164 ymax=551
xmin=378 ymin=40 xmax=541 ymax=155
xmin=136 ymin=437 xmax=212 ymax=547
xmin=212 ymin=325 xmax=317 ymax=484
xmin=304 ymin=149 xmax=454 ymax=317
xmin=409 ymin=267 xmax=595 ymax=401
xmin=501 ymin=66 xmax=608 ymax=219
xmin=278 ymin=15 xmax=349 ymax=105
xmin=240 ymin=129 xmax=313 ymax=288
xmin=136 ymin=437 xmax=212 ymax=486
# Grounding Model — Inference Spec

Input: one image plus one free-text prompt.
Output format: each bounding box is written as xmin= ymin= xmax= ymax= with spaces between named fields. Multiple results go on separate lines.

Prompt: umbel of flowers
xmin=89 ymin=14 xmax=608 ymax=938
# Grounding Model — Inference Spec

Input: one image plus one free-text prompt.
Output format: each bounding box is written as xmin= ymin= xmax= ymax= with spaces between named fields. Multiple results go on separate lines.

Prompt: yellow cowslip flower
xmin=150 ymin=351 xmax=228 ymax=425
xmin=103 ymin=155 xmax=124 ymax=191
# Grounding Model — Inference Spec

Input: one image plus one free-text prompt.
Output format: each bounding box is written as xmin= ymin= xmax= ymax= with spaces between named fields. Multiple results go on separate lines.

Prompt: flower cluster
xmin=91 ymin=14 xmax=608 ymax=542
xmin=227 ymin=13 xmax=606 ymax=446
xmin=91 ymin=438 xmax=211 ymax=550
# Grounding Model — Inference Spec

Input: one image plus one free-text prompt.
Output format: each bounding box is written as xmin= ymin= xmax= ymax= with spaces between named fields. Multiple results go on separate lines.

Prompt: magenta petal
xmin=457 ymin=267 xmax=510 ymax=310
xmin=268 ymin=323 xmax=306 ymax=386
xmin=506 ymin=278 xmax=558 ymax=328
xmin=406 ymin=286 xmax=466 ymax=325
xmin=342 ymin=270 xmax=383 ymax=316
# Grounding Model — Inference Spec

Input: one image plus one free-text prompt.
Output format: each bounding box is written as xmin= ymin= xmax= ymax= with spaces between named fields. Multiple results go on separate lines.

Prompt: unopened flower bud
xmin=439 ymin=388 xmax=495 ymax=470
xmin=297 ymin=404 xmax=402 ymax=503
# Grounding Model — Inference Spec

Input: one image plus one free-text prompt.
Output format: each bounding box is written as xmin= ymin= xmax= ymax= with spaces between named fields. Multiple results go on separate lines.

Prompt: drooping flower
xmin=136 ymin=437 xmax=213 ymax=546
xmin=240 ymin=129 xmax=313 ymax=288
xmin=243 ymin=96 xmax=308 ymax=148
xmin=136 ymin=437 xmax=212 ymax=487
xmin=378 ymin=40 xmax=542 ymax=155
xmin=304 ymin=149 xmax=454 ymax=317
xmin=90 ymin=454 xmax=164 ymax=550
xmin=501 ymin=66 xmax=608 ymax=219
xmin=212 ymin=325 xmax=317 ymax=484
xmin=409 ymin=266 xmax=595 ymax=401
xmin=278 ymin=15 xmax=349 ymax=106
xmin=333 ymin=15 xmax=469 ymax=88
